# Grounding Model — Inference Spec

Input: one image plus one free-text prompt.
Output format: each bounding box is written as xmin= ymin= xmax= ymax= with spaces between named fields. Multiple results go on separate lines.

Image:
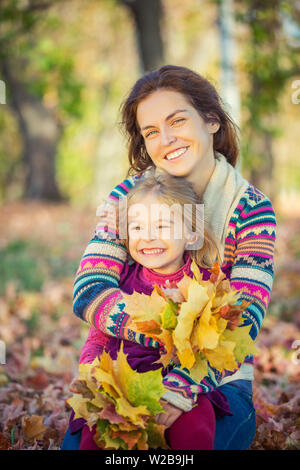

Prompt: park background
xmin=0 ymin=0 xmax=299 ymax=450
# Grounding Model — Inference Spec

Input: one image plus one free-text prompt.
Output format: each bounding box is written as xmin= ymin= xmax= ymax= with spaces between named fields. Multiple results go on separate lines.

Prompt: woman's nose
xmin=160 ymin=128 xmax=176 ymax=146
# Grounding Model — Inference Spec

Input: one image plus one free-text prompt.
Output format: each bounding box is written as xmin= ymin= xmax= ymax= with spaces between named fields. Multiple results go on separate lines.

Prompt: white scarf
xmin=203 ymin=153 xmax=249 ymax=263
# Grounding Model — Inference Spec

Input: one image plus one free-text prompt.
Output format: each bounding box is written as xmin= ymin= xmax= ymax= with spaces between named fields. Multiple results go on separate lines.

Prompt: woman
xmin=62 ymin=65 xmax=276 ymax=450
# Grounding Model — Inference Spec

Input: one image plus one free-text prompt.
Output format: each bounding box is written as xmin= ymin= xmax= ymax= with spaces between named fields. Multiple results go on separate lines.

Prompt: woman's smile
xmin=164 ymin=146 xmax=190 ymax=161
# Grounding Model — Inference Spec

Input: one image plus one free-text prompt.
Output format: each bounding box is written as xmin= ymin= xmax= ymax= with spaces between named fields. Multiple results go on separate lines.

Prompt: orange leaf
xmin=22 ymin=415 xmax=47 ymax=442
xmin=111 ymin=429 xmax=142 ymax=450
xmin=135 ymin=320 xmax=162 ymax=335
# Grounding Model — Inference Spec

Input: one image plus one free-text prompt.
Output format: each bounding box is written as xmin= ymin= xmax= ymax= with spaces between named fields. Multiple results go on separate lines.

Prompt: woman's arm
xmin=230 ymin=188 xmax=276 ymax=341
xmin=73 ymin=175 xmax=160 ymax=348
xmin=161 ymin=189 xmax=277 ymax=409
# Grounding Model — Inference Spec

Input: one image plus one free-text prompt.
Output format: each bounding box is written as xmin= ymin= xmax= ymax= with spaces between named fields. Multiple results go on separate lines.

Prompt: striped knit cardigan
xmin=73 ymin=174 xmax=276 ymax=403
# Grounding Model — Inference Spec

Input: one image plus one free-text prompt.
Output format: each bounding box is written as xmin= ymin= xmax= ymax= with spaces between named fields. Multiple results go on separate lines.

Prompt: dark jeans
xmin=61 ymin=380 xmax=256 ymax=451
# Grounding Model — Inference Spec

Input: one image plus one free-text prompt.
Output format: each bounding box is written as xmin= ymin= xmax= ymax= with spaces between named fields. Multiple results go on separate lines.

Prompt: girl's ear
xmin=185 ymin=232 xmax=198 ymax=248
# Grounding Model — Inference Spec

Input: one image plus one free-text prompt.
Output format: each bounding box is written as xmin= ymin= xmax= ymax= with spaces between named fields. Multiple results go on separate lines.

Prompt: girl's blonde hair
xmin=119 ymin=170 xmax=221 ymax=269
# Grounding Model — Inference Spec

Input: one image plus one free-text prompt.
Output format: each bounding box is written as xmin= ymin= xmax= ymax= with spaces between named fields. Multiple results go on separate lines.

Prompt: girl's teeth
xmin=166 ymin=147 xmax=187 ymax=160
xmin=142 ymin=248 xmax=165 ymax=254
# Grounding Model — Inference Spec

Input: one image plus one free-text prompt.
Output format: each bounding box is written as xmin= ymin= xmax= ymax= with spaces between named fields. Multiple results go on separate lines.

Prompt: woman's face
xmin=136 ymin=89 xmax=220 ymax=178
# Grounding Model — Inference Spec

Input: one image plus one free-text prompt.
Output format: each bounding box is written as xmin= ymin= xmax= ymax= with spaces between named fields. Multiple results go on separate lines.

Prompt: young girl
xmin=68 ymin=171 xmax=234 ymax=451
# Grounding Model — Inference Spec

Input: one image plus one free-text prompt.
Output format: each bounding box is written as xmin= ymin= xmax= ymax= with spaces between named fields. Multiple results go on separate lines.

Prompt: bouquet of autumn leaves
xmin=123 ymin=261 xmax=259 ymax=381
xmin=67 ymin=346 xmax=168 ymax=450
xmin=67 ymin=261 xmax=258 ymax=450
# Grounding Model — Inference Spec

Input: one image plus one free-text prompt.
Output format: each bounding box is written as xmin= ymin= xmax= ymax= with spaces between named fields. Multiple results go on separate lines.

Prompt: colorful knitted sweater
xmin=73 ymin=174 xmax=276 ymax=405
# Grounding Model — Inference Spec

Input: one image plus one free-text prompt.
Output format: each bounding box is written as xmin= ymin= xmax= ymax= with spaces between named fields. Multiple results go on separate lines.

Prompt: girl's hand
xmin=155 ymin=399 xmax=183 ymax=428
xmin=69 ymin=378 xmax=81 ymax=394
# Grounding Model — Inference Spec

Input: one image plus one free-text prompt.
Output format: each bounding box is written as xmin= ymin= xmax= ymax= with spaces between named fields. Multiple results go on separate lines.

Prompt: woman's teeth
xmin=141 ymin=248 xmax=165 ymax=255
xmin=165 ymin=147 xmax=188 ymax=161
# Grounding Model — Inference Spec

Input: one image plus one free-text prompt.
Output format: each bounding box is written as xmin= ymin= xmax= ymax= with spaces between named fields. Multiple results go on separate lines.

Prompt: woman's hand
xmin=155 ymin=399 xmax=183 ymax=428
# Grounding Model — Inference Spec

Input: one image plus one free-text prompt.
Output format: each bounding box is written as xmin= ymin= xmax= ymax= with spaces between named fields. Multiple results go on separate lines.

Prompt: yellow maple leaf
xmin=114 ymin=396 xmax=149 ymax=427
xmin=66 ymin=395 xmax=91 ymax=421
xmin=176 ymin=273 xmax=193 ymax=301
xmin=222 ymin=324 xmax=259 ymax=363
xmin=195 ymin=298 xmax=220 ymax=351
xmin=173 ymin=279 xmax=209 ymax=369
xmin=156 ymin=328 xmax=174 ymax=368
xmin=189 ymin=354 xmax=208 ymax=382
xmin=122 ymin=289 xmax=167 ymax=324
xmin=205 ymin=340 xmax=237 ymax=372
xmin=190 ymin=259 xmax=203 ymax=283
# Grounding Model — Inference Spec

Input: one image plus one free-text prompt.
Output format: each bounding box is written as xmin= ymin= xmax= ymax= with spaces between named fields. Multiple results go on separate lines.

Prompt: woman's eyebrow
xmin=140 ymin=109 xmax=188 ymax=131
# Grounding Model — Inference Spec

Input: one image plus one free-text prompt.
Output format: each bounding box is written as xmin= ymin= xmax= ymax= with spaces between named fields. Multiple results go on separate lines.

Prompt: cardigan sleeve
xmin=230 ymin=190 xmax=276 ymax=340
xmin=161 ymin=189 xmax=277 ymax=408
xmin=73 ymin=174 xmax=161 ymax=349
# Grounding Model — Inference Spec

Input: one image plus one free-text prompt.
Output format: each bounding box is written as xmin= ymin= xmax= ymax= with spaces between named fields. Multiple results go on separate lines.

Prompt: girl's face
xmin=136 ymin=89 xmax=220 ymax=178
xmin=127 ymin=194 xmax=192 ymax=274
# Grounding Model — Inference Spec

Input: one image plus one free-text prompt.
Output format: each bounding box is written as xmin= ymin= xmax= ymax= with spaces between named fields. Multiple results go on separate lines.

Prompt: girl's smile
xmin=138 ymin=247 xmax=167 ymax=256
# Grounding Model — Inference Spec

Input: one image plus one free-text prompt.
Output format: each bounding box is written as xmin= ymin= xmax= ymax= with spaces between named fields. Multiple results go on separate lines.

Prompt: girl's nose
xmin=140 ymin=225 xmax=158 ymax=241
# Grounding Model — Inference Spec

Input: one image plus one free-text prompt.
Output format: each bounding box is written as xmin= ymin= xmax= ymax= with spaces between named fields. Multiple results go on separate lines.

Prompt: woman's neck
xmin=186 ymin=151 xmax=216 ymax=196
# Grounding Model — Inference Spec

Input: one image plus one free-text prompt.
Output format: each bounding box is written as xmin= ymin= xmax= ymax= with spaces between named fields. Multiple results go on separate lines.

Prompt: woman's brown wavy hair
xmin=120 ymin=65 xmax=239 ymax=174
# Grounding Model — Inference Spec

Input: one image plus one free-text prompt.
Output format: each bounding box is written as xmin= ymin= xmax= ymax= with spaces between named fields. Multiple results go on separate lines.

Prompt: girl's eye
xmin=130 ymin=226 xmax=141 ymax=231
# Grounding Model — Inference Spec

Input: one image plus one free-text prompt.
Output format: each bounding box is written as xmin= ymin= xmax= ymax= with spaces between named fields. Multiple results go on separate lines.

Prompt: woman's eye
xmin=145 ymin=130 xmax=158 ymax=138
xmin=172 ymin=118 xmax=185 ymax=125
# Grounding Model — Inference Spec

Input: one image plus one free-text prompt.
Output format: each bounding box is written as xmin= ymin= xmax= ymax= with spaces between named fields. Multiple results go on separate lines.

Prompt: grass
xmin=0 ymin=238 xmax=78 ymax=296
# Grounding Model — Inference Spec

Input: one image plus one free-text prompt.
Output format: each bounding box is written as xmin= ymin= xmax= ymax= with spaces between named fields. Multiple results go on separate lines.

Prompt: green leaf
xmin=117 ymin=348 xmax=165 ymax=415
xmin=161 ymin=304 xmax=178 ymax=329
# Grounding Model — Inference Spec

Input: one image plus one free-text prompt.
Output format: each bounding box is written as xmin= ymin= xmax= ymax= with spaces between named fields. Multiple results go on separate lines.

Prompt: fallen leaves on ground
xmin=0 ymin=203 xmax=299 ymax=450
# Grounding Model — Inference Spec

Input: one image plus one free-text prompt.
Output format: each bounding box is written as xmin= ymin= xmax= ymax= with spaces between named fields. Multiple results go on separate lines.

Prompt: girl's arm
xmin=78 ymin=327 xmax=109 ymax=365
xmin=73 ymin=175 xmax=160 ymax=349
xmin=161 ymin=191 xmax=277 ymax=411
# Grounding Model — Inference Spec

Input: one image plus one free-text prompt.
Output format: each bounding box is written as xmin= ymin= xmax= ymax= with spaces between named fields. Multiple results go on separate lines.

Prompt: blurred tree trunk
xmin=121 ymin=0 xmax=164 ymax=72
xmin=1 ymin=58 xmax=63 ymax=201
xmin=218 ymin=0 xmax=242 ymax=170
xmin=218 ymin=0 xmax=241 ymax=126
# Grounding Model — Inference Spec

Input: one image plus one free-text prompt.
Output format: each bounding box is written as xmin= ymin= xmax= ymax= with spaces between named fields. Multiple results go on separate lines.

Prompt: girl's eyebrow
xmin=140 ymin=109 xmax=188 ymax=132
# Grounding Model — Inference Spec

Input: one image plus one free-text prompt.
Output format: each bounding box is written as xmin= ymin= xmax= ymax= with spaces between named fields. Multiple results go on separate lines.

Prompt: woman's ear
xmin=208 ymin=121 xmax=220 ymax=134
xmin=205 ymin=114 xmax=220 ymax=134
